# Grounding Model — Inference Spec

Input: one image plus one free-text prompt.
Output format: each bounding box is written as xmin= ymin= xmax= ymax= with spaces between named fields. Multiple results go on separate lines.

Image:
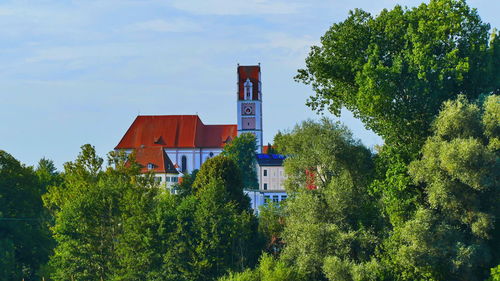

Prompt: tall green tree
xmin=222 ymin=133 xmax=259 ymax=190
xmin=385 ymin=95 xmax=499 ymax=280
xmin=191 ymin=156 xmax=261 ymax=279
xmin=296 ymin=0 xmax=498 ymax=151
xmin=45 ymin=145 xmax=161 ymax=281
xmin=193 ymin=156 xmax=251 ymax=211
xmin=0 ymin=151 xmax=52 ymax=280
xmin=274 ymin=119 xmax=382 ymax=280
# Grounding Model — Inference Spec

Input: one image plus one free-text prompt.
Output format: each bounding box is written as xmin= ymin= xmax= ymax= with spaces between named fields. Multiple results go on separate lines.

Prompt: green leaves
xmin=222 ymin=133 xmax=259 ymax=190
xmin=297 ymin=0 xmax=496 ymax=150
xmin=0 ymin=150 xmax=52 ymax=280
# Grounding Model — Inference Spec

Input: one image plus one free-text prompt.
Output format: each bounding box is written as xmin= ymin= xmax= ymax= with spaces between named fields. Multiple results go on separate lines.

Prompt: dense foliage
xmin=296 ymin=0 xmax=499 ymax=151
xmin=1 ymin=1 xmax=498 ymax=280
xmin=42 ymin=147 xmax=261 ymax=280
xmin=0 ymin=152 xmax=54 ymax=280
xmin=222 ymin=133 xmax=259 ymax=190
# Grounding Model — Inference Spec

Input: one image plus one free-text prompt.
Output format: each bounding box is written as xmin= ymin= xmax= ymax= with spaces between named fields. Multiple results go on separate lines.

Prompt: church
xmin=115 ymin=65 xmax=286 ymax=209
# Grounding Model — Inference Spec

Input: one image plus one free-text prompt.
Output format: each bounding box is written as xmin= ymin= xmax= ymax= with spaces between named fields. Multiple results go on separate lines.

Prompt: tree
xmin=274 ymin=119 xmax=382 ymax=280
xmin=45 ymin=145 xmax=161 ymax=281
xmin=0 ymin=151 xmax=52 ymax=281
xmin=175 ymin=169 xmax=199 ymax=197
xmin=258 ymin=202 xmax=286 ymax=256
xmin=219 ymin=253 xmax=305 ymax=281
xmin=193 ymin=156 xmax=250 ymax=211
xmin=296 ymin=0 xmax=498 ymax=151
xmin=222 ymin=133 xmax=259 ymax=190
xmin=385 ymin=95 xmax=499 ymax=280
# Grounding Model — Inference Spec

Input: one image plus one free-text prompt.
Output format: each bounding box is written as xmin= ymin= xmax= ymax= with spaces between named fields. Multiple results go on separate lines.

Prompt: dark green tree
xmin=258 ymin=202 xmax=286 ymax=256
xmin=0 ymin=151 xmax=52 ymax=281
xmin=222 ymin=133 xmax=259 ymax=190
xmin=296 ymin=0 xmax=498 ymax=151
xmin=193 ymin=156 xmax=250 ymax=211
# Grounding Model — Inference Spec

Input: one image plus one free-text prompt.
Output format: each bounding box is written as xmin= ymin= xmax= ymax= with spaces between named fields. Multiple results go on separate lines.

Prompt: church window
xmin=244 ymin=78 xmax=253 ymax=100
xmin=181 ymin=156 xmax=187 ymax=172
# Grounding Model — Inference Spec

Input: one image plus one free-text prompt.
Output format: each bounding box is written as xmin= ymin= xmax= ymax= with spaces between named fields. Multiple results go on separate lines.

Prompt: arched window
xmin=244 ymin=78 xmax=253 ymax=100
xmin=181 ymin=155 xmax=187 ymax=173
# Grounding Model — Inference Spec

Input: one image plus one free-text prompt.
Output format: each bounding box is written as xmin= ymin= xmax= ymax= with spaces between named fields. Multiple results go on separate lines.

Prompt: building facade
xmin=246 ymin=153 xmax=287 ymax=212
xmin=115 ymin=115 xmax=237 ymax=189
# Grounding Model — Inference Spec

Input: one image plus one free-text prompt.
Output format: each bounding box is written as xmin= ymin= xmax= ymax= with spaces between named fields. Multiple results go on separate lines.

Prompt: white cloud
xmin=125 ymin=18 xmax=203 ymax=33
xmin=168 ymin=0 xmax=303 ymax=15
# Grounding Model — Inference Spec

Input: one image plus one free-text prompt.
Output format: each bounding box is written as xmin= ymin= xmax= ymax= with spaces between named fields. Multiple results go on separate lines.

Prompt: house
xmin=245 ymin=153 xmax=287 ymax=212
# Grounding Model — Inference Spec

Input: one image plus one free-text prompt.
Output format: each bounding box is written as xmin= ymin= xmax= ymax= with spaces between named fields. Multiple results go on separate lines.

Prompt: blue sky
xmin=0 ymin=0 xmax=498 ymax=170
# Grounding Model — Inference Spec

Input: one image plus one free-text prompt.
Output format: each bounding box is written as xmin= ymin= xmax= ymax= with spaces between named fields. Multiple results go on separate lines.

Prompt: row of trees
xmin=221 ymin=0 xmax=499 ymax=280
xmin=1 ymin=0 xmax=498 ymax=280
xmin=224 ymin=95 xmax=497 ymax=281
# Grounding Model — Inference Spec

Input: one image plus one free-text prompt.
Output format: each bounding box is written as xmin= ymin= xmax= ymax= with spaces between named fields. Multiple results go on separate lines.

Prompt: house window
xmin=147 ymin=163 xmax=154 ymax=170
xmin=263 ymin=183 xmax=268 ymax=190
xmin=166 ymin=177 xmax=171 ymax=182
xmin=263 ymin=169 xmax=267 ymax=176
xmin=264 ymin=195 xmax=271 ymax=205
xmin=181 ymin=156 xmax=187 ymax=173
xmin=154 ymin=177 xmax=162 ymax=182
xmin=171 ymin=177 xmax=178 ymax=183
xmin=272 ymin=195 xmax=279 ymax=203
xmin=281 ymin=195 xmax=287 ymax=201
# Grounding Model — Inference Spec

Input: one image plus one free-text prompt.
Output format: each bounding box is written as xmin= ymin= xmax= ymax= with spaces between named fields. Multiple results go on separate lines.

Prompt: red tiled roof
xmin=134 ymin=146 xmax=178 ymax=173
xmin=262 ymin=145 xmax=275 ymax=154
xmin=238 ymin=65 xmax=260 ymax=100
xmin=115 ymin=115 xmax=237 ymax=149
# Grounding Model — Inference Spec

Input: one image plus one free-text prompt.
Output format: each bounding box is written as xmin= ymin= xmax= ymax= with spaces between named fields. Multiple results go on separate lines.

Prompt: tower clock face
xmin=242 ymin=103 xmax=255 ymax=115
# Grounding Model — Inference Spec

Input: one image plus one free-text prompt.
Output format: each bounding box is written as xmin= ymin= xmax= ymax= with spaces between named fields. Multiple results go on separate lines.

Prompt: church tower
xmin=237 ymin=64 xmax=263 ymax=153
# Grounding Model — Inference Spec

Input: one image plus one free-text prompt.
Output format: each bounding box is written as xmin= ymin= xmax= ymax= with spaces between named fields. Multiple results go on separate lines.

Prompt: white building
xmin=115 ymin=115 xmax=237 ymax=189
xmin=246 ymin=153 xmax=287 ymax=212
xmin=115 ymin=65 xmax=288 ymax=210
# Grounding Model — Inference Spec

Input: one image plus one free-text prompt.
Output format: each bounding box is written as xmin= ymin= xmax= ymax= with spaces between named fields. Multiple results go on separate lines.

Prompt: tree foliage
xmin=296 ymin=0 xmax=499 ymax=150
xmin=385 ymin=95 xmax=500 ymax=280
xmin=222 ymin=133 xmax=259 ymax=190
xmin=274 ymin=119 xmax=382 ymax=280
xmin=0 ymin=151 xmax=53 ymax=280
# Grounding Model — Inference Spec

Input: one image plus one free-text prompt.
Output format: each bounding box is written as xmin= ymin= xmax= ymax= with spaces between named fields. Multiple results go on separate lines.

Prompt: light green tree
xmin=386 ymin=95 xmax=499 ymax=280
xmin=274 ymin=119 xmax=382 ymax=280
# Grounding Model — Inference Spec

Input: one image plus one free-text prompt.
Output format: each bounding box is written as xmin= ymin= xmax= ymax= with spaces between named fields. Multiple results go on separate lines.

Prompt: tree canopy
xmin=222 ymin=133 xmax=259 ymax=190
xmin=296 ymin=0 xmax=499 ymax=150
